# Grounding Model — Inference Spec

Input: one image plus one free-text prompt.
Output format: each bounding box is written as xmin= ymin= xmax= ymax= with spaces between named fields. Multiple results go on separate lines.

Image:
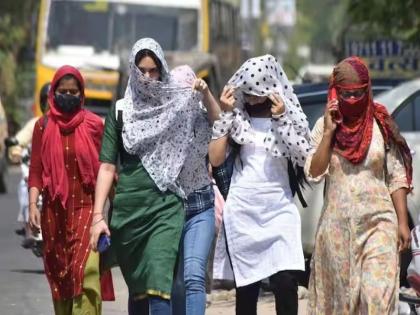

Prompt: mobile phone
xmin=97 ymin=234 xmax=111 ymax=253
xmin=329 ymin=87 xmax=342 ymax=124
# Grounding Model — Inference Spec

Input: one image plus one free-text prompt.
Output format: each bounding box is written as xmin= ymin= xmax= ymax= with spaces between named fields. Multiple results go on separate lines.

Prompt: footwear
xmin=206 ymin=294 xmax=212 ymax=308
xmin=31 ymin=240 xmax=43 ymax=257
xmin=15 ymin=228 xmax=25 ymax=236
xmin=21 ymin=238 xmax=35 ymax=249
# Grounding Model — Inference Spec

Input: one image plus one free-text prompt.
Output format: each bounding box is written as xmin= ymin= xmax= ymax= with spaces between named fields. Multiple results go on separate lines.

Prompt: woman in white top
xmin=209 ymin=55 xmax=311 ymax=315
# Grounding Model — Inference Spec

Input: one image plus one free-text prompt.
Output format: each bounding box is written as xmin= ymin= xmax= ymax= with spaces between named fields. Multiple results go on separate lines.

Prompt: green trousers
xmin=53 ymin=251 xmax=101 ymax=315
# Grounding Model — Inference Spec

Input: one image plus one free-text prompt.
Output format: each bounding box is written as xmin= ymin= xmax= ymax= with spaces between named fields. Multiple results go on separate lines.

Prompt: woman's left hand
xmin=193 ymin=78 xmax=209 ymax=94
xmin=268 ymin=94 xmax=285 ymax=116
xmin=398 ymin=223 xmax=411 ymax=252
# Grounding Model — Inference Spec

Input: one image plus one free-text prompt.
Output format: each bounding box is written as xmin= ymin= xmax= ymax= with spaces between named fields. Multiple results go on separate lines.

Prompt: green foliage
xmin=0 ymin=15 xmax=26 ymax=53
xmin=0 ymin=0 xmax=39 ymax=127
xmin=283 ymin=0 xmax=350 ymax=79
xmin=348 ymin=0 xmax=420 ymax=42
xmin=284 ymin=0 xmax=419 ymax=79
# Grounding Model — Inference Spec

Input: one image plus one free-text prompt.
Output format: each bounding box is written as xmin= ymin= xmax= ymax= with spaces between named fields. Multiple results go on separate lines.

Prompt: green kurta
xmin=99 ymin=106 xmax=184 ymax=299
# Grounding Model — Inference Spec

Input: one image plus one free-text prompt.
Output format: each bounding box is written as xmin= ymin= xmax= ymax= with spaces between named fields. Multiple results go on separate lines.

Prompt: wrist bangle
xmin=91 ymin=218 xmax=104 ymax=227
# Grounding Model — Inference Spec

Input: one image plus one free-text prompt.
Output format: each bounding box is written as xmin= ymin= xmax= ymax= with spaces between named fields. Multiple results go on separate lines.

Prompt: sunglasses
xmin=339 ymin=89 xmax=366 ymax=99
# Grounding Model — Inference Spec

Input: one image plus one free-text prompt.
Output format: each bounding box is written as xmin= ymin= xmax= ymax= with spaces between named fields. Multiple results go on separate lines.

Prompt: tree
xmin=284 ymin=0 xmax=419 ymax=80
xmin=0 ymin=0 xmax=40 ymax=131
xmin=283 ymin=0 xmax=350 ymax=79
xmin=347 ymin=0 xmax=420 ymax=43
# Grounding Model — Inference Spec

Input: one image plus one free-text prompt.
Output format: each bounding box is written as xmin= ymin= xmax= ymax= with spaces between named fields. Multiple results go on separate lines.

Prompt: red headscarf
xmin=329 ymin=56 xmax=412 ymax=188
xmin=41 ymin=65 xmax=103 ymax=208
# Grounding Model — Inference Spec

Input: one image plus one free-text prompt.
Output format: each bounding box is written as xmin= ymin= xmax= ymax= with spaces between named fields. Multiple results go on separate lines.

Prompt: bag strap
xmin=287 ymin=158 xmax=308 ymax=208
xmin=115 ymin=99 xmax=124 ymax=129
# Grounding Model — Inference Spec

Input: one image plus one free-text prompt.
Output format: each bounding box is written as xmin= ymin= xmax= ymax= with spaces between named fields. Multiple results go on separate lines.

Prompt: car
xmin=376 ymin=78 xmax=420 ymax=224
xmin=294 ymin=64 xmax=334 ymax=84
xmin=0 ymin=97 xmax=8 ymax=193
xmin=292 ymin=78 xmax=410 ymax=285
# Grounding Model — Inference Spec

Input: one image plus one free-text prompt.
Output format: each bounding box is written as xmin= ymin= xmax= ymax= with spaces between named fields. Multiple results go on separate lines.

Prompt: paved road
xmin=0 ymin=167 xmax=308 ymax=314
xmin=0 ymin=167 xmax=128 ymax=314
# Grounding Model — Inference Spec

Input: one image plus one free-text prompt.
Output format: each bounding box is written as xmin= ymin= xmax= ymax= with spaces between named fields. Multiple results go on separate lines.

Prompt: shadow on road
xmin=9 ymin=269 xmax=44 ymax=274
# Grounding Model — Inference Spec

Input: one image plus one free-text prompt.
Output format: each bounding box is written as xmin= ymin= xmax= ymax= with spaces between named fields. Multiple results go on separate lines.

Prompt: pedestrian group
xmin=26 ymin=38 xmax=412 ymax=315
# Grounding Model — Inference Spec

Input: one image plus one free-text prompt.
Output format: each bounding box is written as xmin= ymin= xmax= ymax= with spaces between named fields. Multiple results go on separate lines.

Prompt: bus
xmin=34 ymin=0 xmax=242 ymax=116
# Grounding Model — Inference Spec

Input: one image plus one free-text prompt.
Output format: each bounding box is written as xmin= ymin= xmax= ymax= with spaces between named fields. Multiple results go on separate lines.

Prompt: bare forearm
xmin=309 ymin=132 xmax=334 ymax=177
xmin=209 ymin=135 xmax=229 ymax=167
xmin=391 ymin=188 xmax=409 ymax=226
xmin=94 ymin=163 xmax=116 ymax=215
xmin=202 ymin=90 xmax=221 ymax=124
xmin=29 ymin=187 xmax=40 ymax=204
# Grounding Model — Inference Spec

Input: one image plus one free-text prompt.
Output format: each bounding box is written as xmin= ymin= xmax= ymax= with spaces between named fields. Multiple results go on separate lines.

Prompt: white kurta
xmin=214 ymin=117 xmax=305 ymax=287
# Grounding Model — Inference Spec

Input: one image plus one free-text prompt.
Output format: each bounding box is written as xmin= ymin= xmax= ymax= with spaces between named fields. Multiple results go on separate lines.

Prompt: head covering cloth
xmin=121 ymin=38 xmax=203 ymax=197
xmin=42 ymin=65 xmax=103 ymax=208
xmin=329 ymin=56 xmax=412 ymax=188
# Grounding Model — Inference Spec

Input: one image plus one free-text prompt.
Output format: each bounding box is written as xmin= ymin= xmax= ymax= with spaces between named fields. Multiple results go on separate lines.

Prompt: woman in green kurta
xmin=90 ymin=38 xmax=203 ymax=314
xmin=98 ymin=105 xmax=184 ymax=300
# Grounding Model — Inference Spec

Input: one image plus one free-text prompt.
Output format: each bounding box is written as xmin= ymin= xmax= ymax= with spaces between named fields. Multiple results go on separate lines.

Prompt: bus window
xmin=47 ymin=1 xmax=110 ymax=52
xmin=127 ymin=5 xmax=198 ymax=51
xmin=47 ymin=2 xmax=199 ymax=54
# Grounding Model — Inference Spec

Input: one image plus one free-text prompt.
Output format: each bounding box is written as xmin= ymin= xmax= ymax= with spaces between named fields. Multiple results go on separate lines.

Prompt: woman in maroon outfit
xmin=28 ymin=65 xmax=113 ymax=314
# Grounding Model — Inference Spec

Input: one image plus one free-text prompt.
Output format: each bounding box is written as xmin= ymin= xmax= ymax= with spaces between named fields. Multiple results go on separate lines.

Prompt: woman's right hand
xmin=220 ymin=86 xmax=236 ymax=112
xmin=29 ymin=203 xmax=41 ymax=234
xmin=90 ymin=218 xmax=111 ymax=252
xmin=324 ymin=99 xmax=338 ymax=135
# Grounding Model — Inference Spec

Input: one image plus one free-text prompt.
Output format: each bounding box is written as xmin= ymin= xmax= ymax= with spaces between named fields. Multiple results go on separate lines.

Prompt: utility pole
xmin=241 ymin=0 xmax=262 ymax=57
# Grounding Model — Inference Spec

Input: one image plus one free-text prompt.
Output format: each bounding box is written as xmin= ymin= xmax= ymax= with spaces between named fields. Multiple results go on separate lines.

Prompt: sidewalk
xmin=103 ymin=269 xmax=309 ymax=314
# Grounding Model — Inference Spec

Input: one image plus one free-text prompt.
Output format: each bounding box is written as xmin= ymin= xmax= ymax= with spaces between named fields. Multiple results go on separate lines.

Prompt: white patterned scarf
xmin=121 ymin=38 xmax=202 ymax=198
xmin=172 ymin=65 xmax=213 ymax=196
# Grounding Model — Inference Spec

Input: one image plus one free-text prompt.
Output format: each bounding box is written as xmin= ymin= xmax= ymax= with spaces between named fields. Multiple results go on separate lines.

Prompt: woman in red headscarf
xmin=28 ymin=65 xmax=113 ymax=314
xmin=305 ymin=56 xmax=412 ymax=314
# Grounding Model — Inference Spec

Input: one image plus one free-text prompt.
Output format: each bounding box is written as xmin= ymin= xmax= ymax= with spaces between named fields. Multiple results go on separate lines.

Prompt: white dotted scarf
xmin=213 ymin=54 xmax=310 ymax=159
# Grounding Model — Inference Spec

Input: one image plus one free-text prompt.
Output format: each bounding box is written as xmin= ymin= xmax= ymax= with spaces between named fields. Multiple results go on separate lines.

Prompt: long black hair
xmin=135 ymin=49 xmax=163 ymax=81
xmin=39 ymin=82 xmax=51 ymax=114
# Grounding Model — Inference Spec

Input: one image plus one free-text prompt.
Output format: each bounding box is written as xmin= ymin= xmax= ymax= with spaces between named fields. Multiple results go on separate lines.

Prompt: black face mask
xmin=54 ymin=93 xmax=81 ymax=113
xmin=244 ymin=99 xmax=272 ymax=116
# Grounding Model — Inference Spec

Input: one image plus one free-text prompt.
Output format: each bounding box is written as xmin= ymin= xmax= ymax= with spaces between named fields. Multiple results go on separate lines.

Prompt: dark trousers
xmin=128 ymin=296 xmax=171 ymax=315
xmin=235 ymin=270 xmax=298 ymax=315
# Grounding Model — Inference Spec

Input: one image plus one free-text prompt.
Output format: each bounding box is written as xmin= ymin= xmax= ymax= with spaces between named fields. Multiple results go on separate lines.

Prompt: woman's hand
xmin=90 ymin=216 xmax=111 ymax=252
xmin=193 ymin=78 xmax=209 ymax=94
xmin=324 ymin=100 xmax=338 ymax=136
xmin=29 ymin=203 xmax=41 ymax=234
xmin=220 ymin=86 xmax=236 ymax=112
xmin=268 ymin=94 xmax=285 ymax=116
xmin=398 ymin=223 xmax=411 ymax=252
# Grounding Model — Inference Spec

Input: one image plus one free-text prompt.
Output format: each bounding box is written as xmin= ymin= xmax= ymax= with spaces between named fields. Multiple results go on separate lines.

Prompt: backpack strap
xmin=115 ymin=99 xmax=124 ymax=129
xmin=287 ymin=158 xmax=308 ymax=208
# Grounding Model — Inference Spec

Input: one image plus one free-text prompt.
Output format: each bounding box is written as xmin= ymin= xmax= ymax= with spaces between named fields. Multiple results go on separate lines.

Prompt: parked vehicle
xmin=294 ymin=64 xmax=334 ymax=84
xmin=376 ymin=78 xmax=420 ymax=225
xmin=34 ymin=0 xmax=242 ymax=116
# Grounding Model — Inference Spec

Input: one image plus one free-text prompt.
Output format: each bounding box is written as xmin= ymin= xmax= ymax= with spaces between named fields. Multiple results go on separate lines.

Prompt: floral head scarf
xmin=121 ymin=38 xmax=202 ymax=197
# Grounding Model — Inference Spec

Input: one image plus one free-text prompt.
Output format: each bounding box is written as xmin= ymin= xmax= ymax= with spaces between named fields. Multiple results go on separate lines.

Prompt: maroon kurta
xmin=29 ymin=118 xmax=106 ymax=300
